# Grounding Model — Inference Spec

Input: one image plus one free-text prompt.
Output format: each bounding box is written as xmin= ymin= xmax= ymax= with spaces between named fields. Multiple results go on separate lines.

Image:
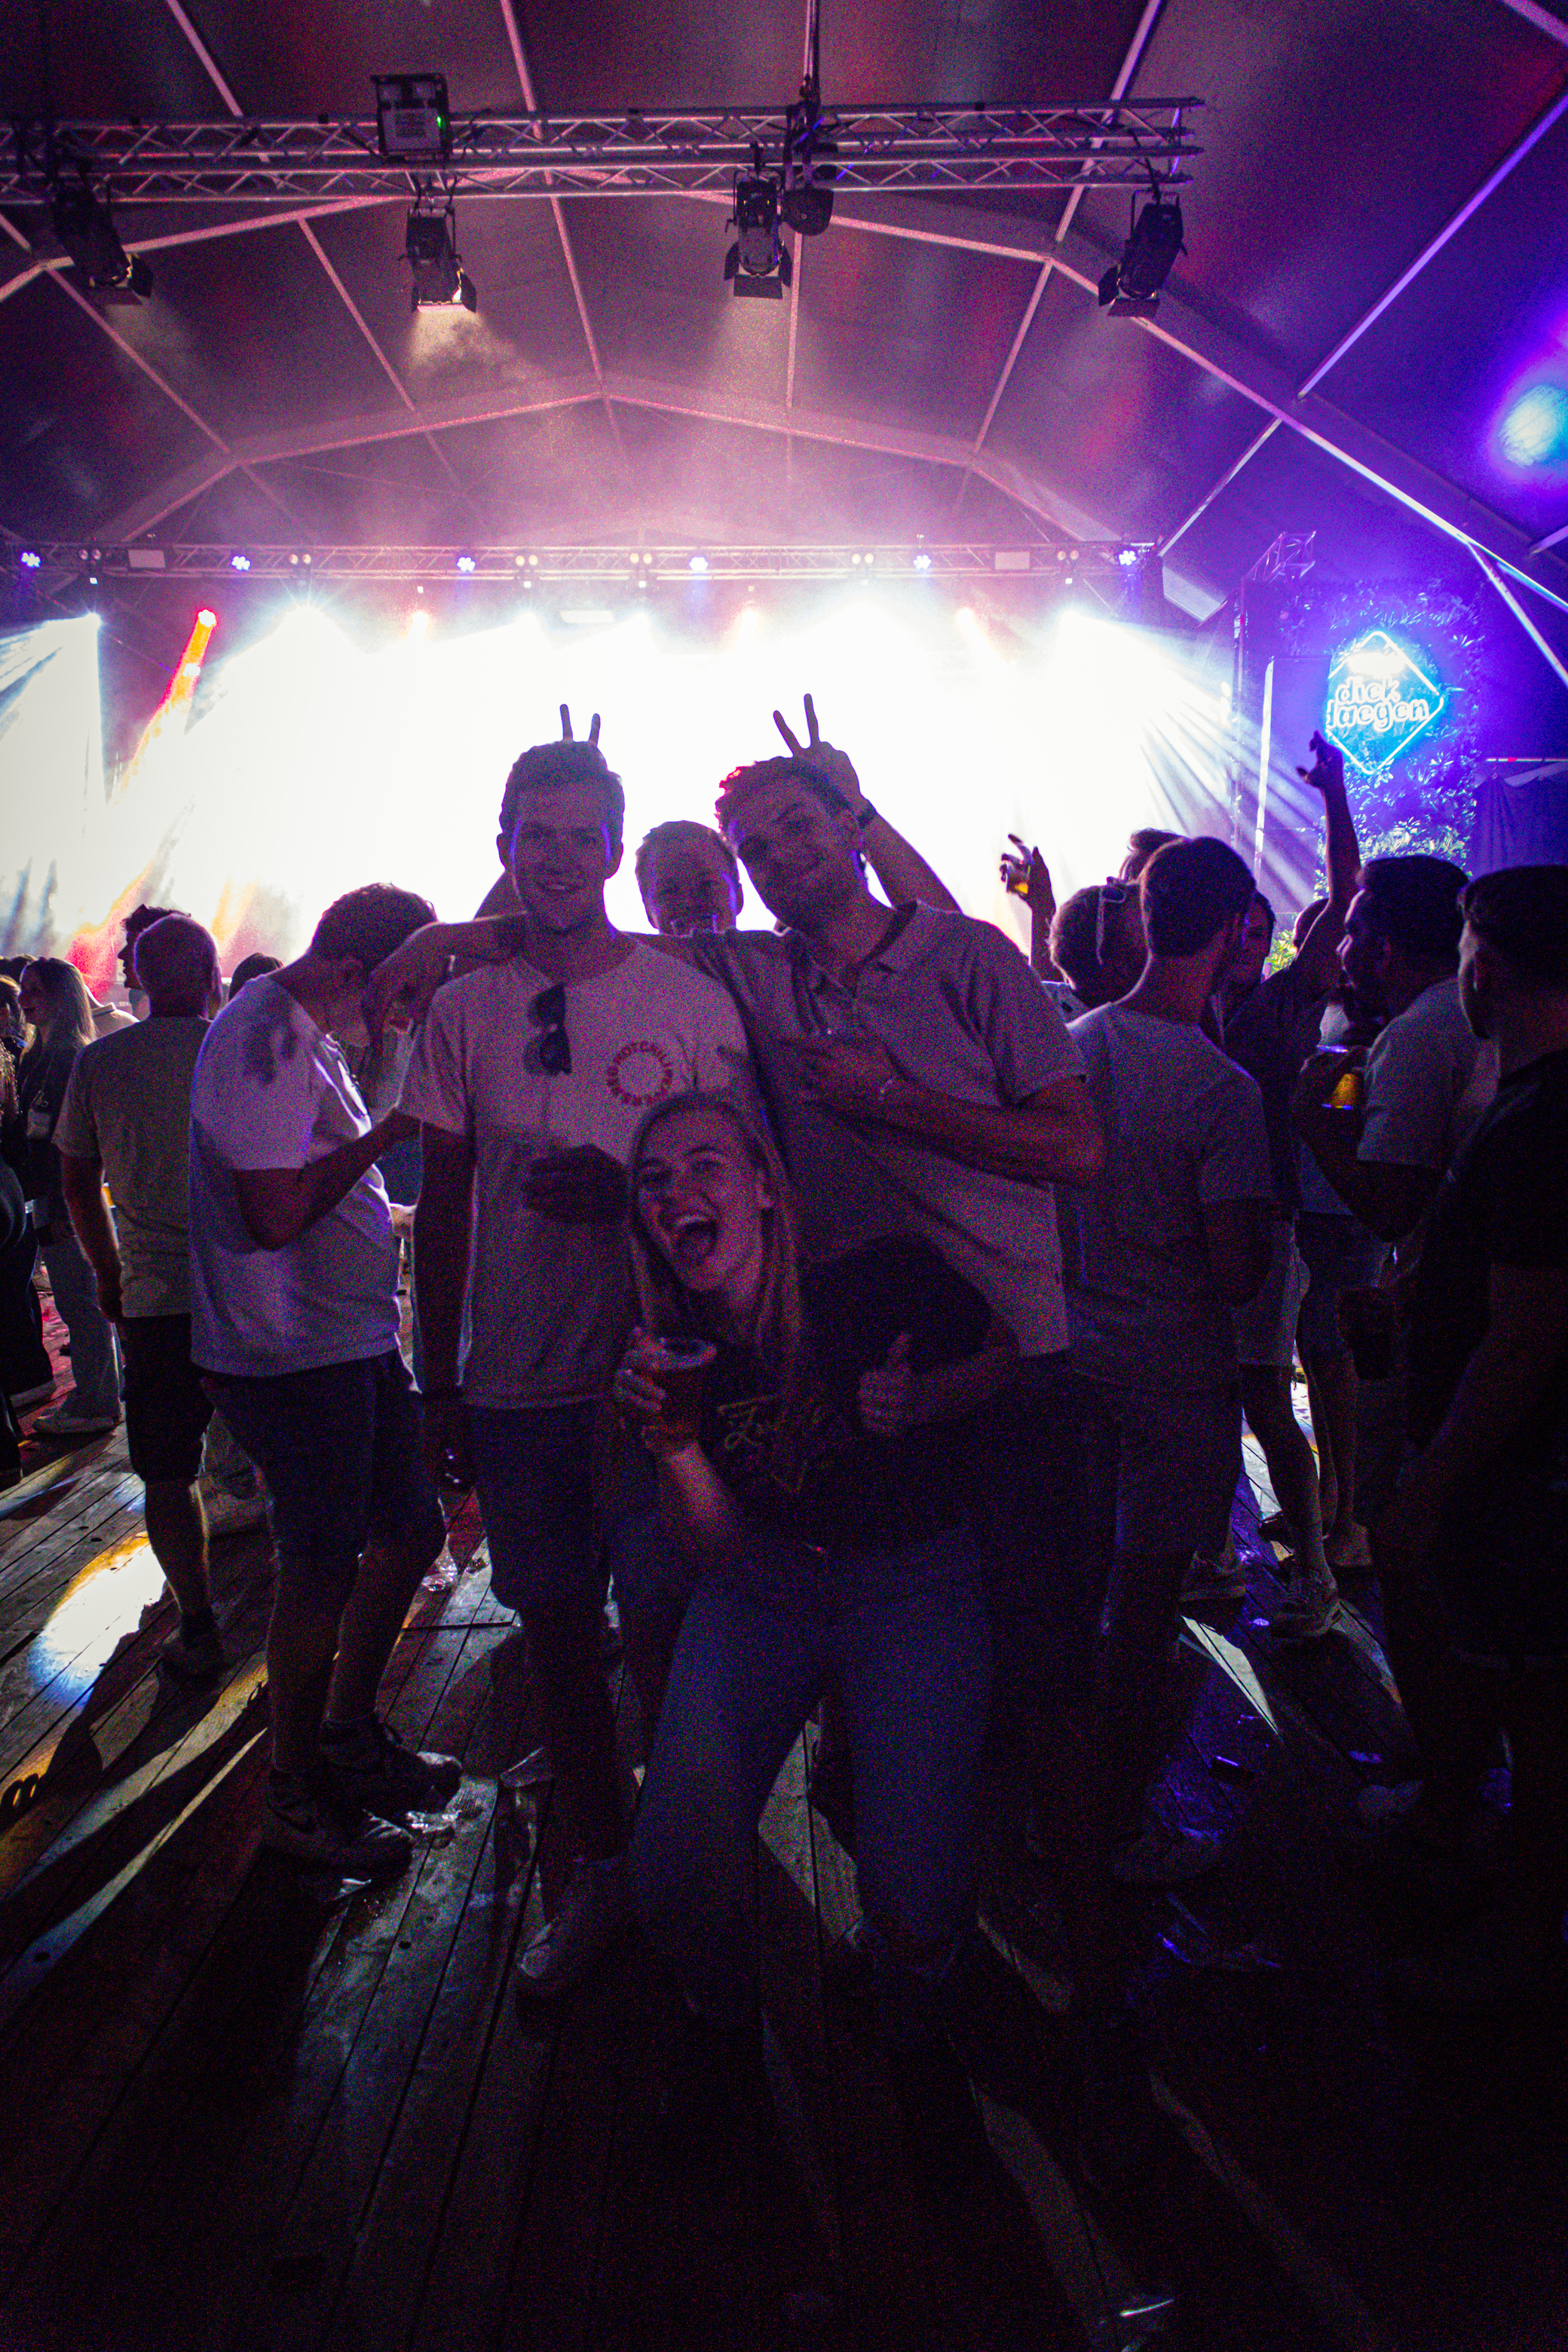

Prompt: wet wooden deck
xmin=0 ymin=1315 xmax=1563 ymax=2352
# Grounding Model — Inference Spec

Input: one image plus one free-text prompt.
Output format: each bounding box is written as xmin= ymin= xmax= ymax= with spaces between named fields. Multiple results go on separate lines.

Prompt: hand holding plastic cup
xmin=644 ymin=1335 xmax=717 ymax=1445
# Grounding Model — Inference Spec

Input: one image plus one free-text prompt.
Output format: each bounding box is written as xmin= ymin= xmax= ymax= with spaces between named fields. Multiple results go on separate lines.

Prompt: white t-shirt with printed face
xmin=188 ymin=978 xmax=401 ymax=1377
xmin=401 ymin=945 xmax=750 ymax=1410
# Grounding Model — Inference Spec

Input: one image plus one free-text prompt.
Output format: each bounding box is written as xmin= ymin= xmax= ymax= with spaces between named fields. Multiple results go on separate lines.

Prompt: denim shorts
xmin=204 ymin=1349 xmax=443 ymax=1579
xmin=467 ymin=1400 xmax=605 ymax=1615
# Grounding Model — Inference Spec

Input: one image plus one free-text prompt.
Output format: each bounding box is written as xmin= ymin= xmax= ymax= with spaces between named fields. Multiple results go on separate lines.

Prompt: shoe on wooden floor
xmin=262 ymin=1773 xmax=412 ymax=1879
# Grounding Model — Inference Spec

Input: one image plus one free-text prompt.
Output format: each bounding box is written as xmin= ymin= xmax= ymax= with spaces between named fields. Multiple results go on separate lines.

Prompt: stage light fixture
xmin=1117 ymin=547 xmax=1140 ymax=568
xmin=1098 ymin=195 xmax=1184 ymax=318
xmin=406 ymin=203 xmax=477 ymax=312
xmin=197 ymin=608 xmax=217 ymax=628
xmin=229 ymin=553 xmax=252 ymax=572
xmin=50 ymin=178 xmax=152 ymax=301
xmin=780 ymin=90 xmax=838 ymax=239
xmin=912 ymin=552 xmax=933 ymax=571
xmin=20 ymin=550 xmax=41 ymax=570
xmin=689 ymin=555 xmax=709 ymax=574
xmin=456 ymin=553 xmax=477 ymax=574
xmin=374 ymin=73 xmax=452 ymax=161
xmin=724 ymin=150 xmax=792 ymax=300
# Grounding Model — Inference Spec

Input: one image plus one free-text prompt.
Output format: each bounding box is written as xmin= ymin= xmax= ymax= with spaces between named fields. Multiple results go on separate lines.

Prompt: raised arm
xmin=1000 ymin=836 xmax=1067 ymax=982
xmin=773 ymin=696 xmax=958 ymax=912
xmin=1291 ymin=733 xmax=1361 ymax=996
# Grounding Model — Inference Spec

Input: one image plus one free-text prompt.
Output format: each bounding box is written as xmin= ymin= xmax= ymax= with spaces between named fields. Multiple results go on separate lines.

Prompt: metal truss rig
xmin=2 ymin=103 xmax=1199 ymax=204
xmin=18 ymin=540 xmax=1154 ymax=584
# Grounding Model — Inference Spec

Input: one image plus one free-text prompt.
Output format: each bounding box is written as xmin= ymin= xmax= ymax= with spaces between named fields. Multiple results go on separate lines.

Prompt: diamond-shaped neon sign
xmin=1323 ymin=629 xmax=1447 ymax=778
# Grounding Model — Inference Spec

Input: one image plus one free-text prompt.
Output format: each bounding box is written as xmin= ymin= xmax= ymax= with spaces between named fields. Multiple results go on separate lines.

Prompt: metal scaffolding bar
xmin=8 ymin=537 xmax=1151 ymax=583
xmin=2 ymin=103 xmax=1200 ymax=204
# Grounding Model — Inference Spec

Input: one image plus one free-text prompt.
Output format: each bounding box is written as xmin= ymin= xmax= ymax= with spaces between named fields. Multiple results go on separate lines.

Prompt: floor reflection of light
xmin=29 ymin=1536 xmax=165 ymax=1698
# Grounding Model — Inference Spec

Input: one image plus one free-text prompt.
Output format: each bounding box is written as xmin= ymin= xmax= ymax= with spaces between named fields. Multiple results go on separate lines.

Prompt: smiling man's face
xmin=507 ymin=781 xmax=621 ymax=935
xmin=721 ymin=780 xmax=859 ymax=931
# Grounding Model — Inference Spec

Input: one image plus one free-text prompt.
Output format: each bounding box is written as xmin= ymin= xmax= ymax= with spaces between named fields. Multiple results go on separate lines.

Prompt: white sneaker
xmin=1268 ymin=1572 xmax=1343 ymax=1641
xmin=201 ymin=1485 xmax=271 ymax=1539
xmin=35 ymin=1400 xmax=120 ymax=1439
xmin=1111 ymin=1824 xmax=1221 ymax=1886
xmin=515 ymin=1854 xmax=630 ymax=1998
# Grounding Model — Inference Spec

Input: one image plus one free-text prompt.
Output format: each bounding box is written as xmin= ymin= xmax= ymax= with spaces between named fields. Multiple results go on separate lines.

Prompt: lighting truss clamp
xmin=1 ymin=103 xmax=1199 ymax=204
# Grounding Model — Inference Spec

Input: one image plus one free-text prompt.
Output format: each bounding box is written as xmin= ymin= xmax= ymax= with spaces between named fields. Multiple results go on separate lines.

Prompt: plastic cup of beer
xmin=648 ymin=1337 xmax=717 ymax=1444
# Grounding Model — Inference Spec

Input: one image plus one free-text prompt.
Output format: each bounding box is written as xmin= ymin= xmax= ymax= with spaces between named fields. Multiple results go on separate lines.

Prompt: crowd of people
xmin=2 ymin=699 xmax=1563 ymax=2121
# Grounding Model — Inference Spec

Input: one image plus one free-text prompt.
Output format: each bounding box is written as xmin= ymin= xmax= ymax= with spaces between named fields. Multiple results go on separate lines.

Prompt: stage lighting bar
xmin=12 ymin=541 xmax=1159 ymax=584
xmin=0 ymin=103 xmax=1199 ymax=205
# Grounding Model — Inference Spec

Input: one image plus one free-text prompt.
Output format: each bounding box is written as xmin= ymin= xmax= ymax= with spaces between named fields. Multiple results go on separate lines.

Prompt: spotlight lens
xmin=457 ymin=554 xmax=476 ymax=574
xmin=20 ymin=550 xmax=41 ymax=570
xmin=688 ymin=555 xmax=709 ymax=574
xmin=229 ymin=553 xmax=252 ymax=572
xmin=197 ymin=608 xmax=217 ymax=627
xmin=913 ymin=552 xmax=933 ymax=571
xmin=1117 ymin=548 xmax=1140 ymax=568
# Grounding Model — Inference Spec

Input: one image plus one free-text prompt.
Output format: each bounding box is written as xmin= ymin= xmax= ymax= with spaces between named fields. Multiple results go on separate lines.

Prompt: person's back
xmin=60 ymin=1015 xmax=206 ymax=1318
xmin=1064 ymin=1003 xmax=1268 ymax=1394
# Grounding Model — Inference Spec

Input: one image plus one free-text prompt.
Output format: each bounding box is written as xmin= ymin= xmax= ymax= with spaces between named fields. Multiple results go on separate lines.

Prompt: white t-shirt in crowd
xmin=1358 ymin=975 xmax=1496 ymax=1177
xmin=55 ymin=1015 xmax=207 ymax=1319
xmin=1062 ymin=1004 xmax=1272 ymax=1395
xmin=188 ymin=978 xmax=401 ymax=1377
xmin=401 ymin=944 xmax=749 ymax=1410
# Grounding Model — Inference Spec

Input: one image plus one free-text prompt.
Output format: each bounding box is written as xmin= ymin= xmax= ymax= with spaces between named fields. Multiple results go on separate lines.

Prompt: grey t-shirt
xmin=54 ymin=1016 xmax=208 ymax=1320
xmin=1359 ymin=975 xmax=1497 ymax=1177
xmin=694 ymin=906 xmax=1083 ymax=1356
xmin=188 ymin=978 xmax=401 ymax=1377
xmin=1063 ymin=1004 xmax=1272 ymax=1395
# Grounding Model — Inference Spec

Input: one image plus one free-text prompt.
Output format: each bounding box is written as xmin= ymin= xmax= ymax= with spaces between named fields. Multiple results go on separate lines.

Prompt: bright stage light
xmin=456 ymin=553 xmax=477 ymax=574
xmin=1497 ymin=381 xmax=1568 ymax=470
xmin=197 ymin=608 xmax=217 ymax=629
xmin=229 ymin=553 xmax=251 ymax=572
xmin=913 ymin=552 xmax=933 ymax=571
xmin=20 ymin=550 xmax=41 ymax=570
xmin=688 ymin=555 xmax=709 ymax=574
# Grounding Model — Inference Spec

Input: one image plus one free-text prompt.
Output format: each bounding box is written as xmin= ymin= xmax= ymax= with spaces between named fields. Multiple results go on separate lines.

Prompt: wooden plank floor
xmin=0 ymin=1310 xmax=1563 ymax=2352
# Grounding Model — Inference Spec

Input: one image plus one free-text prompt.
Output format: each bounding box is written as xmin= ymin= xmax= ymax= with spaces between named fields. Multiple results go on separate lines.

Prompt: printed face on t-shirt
xmin=722 ymin=782 xmax=859 ymax=931
xmin=505 ymin=781 xmax=622 ymax=936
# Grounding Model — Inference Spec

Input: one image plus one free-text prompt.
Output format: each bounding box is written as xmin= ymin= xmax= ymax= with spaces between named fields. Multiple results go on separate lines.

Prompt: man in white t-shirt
xmin=403 ymin=737 xmax=750 ymax=1998
xmin=190 ymin=884 xmax=458 ymax=1882
xmin=1063 ymin=837 xmax=1279 ymax=1884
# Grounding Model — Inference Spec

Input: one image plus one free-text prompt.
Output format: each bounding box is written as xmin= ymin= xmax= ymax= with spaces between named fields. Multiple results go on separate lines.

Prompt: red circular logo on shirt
xmin=606 ymin=1041 xmax=676 ymax=1107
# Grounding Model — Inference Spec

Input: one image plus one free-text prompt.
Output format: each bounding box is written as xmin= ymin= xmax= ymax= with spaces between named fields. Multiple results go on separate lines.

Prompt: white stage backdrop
xmin=2 ymin=596 xmax=1313 ymax=977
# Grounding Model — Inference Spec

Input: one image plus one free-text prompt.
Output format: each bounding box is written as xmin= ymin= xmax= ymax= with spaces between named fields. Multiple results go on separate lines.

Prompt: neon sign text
xmin=1323 ymin=629 xmax=1447 ymax=777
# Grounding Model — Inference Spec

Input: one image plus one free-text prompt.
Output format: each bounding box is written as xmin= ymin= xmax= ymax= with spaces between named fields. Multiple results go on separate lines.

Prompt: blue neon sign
xmin=1323 ymin=629 xmax=1447 ymax=779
